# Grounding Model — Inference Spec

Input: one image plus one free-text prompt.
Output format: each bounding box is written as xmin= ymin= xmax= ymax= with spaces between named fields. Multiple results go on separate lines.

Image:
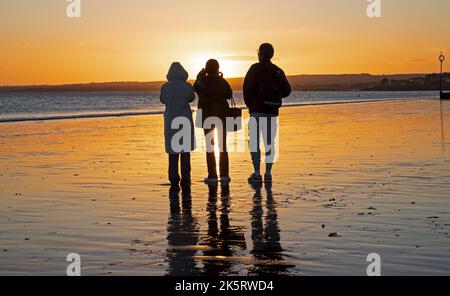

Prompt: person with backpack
xmin=243 ymin=43 xmax=292 ymax=184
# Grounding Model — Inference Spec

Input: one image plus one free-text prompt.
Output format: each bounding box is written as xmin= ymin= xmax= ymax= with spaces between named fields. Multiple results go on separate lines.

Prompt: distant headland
xmin=1 ymin=73 xmax=449 ymax=93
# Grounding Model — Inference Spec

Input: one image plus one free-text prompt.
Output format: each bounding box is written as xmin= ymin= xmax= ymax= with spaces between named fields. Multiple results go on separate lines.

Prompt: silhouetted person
xmin=160 ymin=62 xmax=195 ymax=187
xmin=194 ymin=59 xmax=233 ymax=184
xmin=244 ymin=43 xmax=291 ymax=184
xmin=166 ymin=185 xmax=199 ymax=275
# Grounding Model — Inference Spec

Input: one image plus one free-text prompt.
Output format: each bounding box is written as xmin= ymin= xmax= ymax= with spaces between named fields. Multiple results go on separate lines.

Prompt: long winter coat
xmin=160 ymin=62 xmax=196 ymax=154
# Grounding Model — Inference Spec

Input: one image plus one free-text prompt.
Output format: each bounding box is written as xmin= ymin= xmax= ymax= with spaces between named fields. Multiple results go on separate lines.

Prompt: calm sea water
xmin=0 ymin=91 xmax=439 ymax=123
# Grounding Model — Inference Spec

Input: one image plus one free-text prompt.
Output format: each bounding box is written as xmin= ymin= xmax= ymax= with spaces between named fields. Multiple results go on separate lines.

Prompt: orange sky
xmin=1 ymin=0 xmax=450 ymax=86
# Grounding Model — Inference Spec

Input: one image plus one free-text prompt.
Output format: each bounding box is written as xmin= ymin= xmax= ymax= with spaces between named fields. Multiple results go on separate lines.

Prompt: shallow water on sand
xmin=0 ymin=99 xmax=449 ymax=275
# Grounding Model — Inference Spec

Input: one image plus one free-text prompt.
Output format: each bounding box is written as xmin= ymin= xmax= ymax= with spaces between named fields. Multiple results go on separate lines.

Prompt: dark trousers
xmin=168 ymin=153 xmax=191 ymax=185
xmin=204 ymin=127 xmax=229 ymax=178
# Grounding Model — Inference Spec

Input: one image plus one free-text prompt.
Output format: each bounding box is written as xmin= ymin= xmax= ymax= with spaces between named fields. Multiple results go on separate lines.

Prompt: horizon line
xmin=0 ymin=72 xmax=440 ymax=88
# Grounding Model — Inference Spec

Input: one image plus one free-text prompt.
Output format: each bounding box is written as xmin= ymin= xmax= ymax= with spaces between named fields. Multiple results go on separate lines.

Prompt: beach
xmin=1 ymin=98 xmax=449 ymax=276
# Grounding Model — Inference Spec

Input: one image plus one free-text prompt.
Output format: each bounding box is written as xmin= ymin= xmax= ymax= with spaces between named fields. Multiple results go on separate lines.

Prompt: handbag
xmin=227 ymin=98 xmax=242 ymax=132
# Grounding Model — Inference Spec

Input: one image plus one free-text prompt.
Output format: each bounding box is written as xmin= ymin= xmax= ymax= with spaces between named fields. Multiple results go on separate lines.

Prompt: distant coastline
xmin=1 ymin=73 xmax=448 ymax=93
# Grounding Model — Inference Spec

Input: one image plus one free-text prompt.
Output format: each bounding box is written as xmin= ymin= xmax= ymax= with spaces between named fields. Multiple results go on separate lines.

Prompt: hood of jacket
xmin=166 ymin=62 xmax=189 ymax=82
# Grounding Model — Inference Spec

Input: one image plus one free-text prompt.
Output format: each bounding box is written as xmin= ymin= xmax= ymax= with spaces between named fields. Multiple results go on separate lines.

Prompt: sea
xmin=0 ymin=91 xmax=439 ymax=123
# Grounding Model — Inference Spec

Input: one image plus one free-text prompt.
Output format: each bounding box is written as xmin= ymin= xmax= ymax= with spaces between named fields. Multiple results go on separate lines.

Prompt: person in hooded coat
xmin=160 ymin=62 xmax=196 ymax=187
xmin=194 ymin=59 xmax=233 ymax=184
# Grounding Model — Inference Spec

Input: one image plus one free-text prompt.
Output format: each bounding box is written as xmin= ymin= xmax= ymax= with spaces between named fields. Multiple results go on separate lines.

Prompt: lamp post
xmin=439 ymin=52 xmax=445 ymax=94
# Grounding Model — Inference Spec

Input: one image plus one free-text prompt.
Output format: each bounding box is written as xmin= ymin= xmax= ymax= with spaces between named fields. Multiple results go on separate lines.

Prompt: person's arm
xmin=193 ymin=79 xmax=200 ymax=94
xmin=187 ymin=84 xmax=195 ymax=103
xmin=243 ymin=64 xmax=257 ymax=108
xmin=193 ymin=69 xmax=206 ymax=94
xmin=159 ymin=84 xmax=167 ymax=104
xmin=224 ymin=79 xmax=233 ymax=100
xmin=280 ymin=69 xmax=292 ymax=98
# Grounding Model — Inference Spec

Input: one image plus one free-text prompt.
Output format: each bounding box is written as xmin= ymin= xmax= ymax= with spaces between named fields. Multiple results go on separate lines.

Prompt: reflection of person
xmin=244 ymin=43 xmax=291 ymax=184
xmin=194 ymin=59 xmax=233 ymax=184
xmin=166 ymin=186 xmax=199 ymax=276
xmin=249 ymin=183 xmax=291 ymax=275
xmin=160 ymin=62 xmax=195 ymax=187
xmin=201 ymin=184 xmax=246 ymax=275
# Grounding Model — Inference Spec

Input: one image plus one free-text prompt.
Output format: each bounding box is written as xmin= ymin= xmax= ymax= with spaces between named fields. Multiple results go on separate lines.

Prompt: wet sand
xmin=1 ymin=99 xmax=449 ymax=275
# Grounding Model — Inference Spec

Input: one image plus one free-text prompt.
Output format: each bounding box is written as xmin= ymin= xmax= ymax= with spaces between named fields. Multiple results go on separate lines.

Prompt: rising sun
xmin=189 ymin=53 xmax=248 ymax=79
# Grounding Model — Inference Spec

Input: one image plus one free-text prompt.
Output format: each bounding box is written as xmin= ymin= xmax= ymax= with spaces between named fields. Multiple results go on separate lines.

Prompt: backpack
xmin=257 ymin=64 xmax=284 ymax=108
